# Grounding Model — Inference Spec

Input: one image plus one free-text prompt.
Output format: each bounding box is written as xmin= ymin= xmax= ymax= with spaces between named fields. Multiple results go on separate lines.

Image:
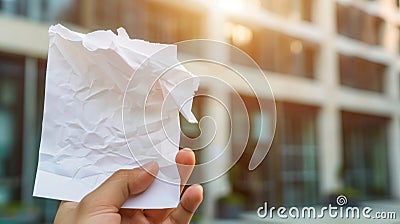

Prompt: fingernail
xmin=192 ymin=184 xmax=203 ymax=194
xmin=180 ymin=148 xmax=195 ymax=158
xmin=140 ymin=161 xmax=158 ymax=173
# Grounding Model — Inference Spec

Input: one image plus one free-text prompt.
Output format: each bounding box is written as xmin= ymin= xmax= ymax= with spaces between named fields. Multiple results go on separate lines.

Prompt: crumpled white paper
xmin=33 ymin=24 xmax=199 ymax=209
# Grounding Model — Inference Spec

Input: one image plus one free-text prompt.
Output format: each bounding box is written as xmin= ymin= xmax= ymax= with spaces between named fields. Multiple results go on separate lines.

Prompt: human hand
xmin=54 ymin=149 xmax=203 ymax=224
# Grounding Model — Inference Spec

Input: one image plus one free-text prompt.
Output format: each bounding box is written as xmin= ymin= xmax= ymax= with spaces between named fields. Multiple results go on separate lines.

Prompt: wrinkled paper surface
xmin=33 ymin=24 xmax=199 ymax=208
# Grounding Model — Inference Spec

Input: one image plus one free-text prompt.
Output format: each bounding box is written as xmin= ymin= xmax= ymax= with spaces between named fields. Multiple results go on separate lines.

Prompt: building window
xmin=336 ymin=3 xmax=385 ymax=45
xmin=341 ymin=111 xmax=390 ymax=199
xmin=137 ymin=2 xmax=203 ymax=43
xmin=227 ymin=23 xmax=317 ymax=78
xmin=277 ymin=102 xmax=319 ymax=206
xmin=75 ymin=0 xmax=204 ymax=44
xmin=0 ymin=0 xmax=27 ymax=16
xmin=259 ymin=0 xmax=313 ymax=22
xmin=37 ymin=59 xmax=47 ymax=135
xmin=339 ymin=54 xmax=386 ymax=92
xmin=0 ymin=54 xmax=53 ymax=221
xmin=0 ymin=53 xmax=25 ymax=206
xmin=230 ymin=99 xmax=319 ymax=209
xmin=0 ymin=0 xmax=70 ymax=22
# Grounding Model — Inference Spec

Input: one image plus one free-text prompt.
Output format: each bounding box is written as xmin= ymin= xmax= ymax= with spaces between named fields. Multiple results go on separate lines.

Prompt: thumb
xmin=80 ymin=161 xmax=159 ymax=210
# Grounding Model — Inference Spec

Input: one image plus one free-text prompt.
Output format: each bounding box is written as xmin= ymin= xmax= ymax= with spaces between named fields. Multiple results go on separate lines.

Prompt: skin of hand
xmin=54 ymin=149 xmax=203 ymax=224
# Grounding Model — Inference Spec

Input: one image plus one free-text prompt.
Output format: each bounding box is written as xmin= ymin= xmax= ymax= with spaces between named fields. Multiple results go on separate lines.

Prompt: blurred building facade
xmin=0 ymin=1 xmax=81 ymax=222
xmin=1 ymin=0 xmax=400 ymax=222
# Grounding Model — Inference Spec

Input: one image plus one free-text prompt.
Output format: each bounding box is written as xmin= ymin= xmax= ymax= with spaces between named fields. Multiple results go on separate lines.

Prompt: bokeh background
xmin=1 ymin=0 xmax=400 ymax=223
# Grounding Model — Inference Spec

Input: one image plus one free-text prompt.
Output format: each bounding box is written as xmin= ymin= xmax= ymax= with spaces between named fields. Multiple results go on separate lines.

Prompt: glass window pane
xmin=230 ymin=99 xmax=319 ymax=208
xmin=0 ymin=53 xmax=24 ymax=206
xmin=342 ymin=111 xmax=390 ymax=199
